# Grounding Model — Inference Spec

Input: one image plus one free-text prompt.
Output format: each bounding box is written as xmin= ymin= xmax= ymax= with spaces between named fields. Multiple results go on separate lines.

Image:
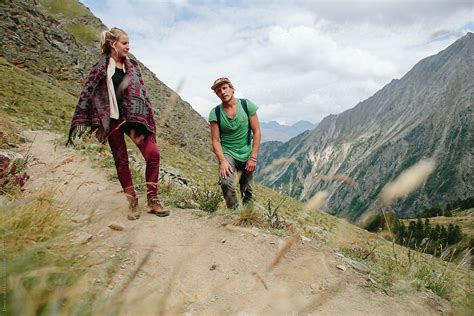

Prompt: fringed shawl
xmin=67 ymin=55 xmax=156 ymax=145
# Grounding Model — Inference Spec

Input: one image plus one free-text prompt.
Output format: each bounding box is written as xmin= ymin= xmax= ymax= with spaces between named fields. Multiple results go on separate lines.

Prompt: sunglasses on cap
xmin=211 ymin=77 xmax=232 ymax=90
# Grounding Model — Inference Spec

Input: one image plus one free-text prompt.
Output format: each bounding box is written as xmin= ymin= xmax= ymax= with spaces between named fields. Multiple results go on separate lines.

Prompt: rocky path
xmin=20 ymin=131 xmax=450 ymax=315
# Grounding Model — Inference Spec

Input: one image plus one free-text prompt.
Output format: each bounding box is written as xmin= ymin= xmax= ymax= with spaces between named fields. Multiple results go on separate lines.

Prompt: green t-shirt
xmin=208 ymin=99 xmax=258 ymax=162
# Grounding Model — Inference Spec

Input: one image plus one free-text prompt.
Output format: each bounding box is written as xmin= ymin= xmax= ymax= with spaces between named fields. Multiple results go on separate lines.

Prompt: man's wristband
xmin=250 ymin=156 xmax=257 ymax=162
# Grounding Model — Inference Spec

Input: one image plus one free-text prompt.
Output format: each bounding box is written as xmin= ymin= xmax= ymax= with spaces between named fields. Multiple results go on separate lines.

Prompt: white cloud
xmin=81 ymin=0 xmax=473 ymax=125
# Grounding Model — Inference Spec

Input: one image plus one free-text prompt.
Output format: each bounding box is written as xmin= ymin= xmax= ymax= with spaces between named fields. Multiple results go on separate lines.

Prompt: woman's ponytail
xmin=98 ymin=30 xmax=109 ymax=54
xmin=98 ymin=28 xmax=127 ymax=55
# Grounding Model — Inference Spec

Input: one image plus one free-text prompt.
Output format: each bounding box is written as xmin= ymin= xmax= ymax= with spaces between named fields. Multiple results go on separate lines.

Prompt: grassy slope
xmin=401 ymin=209 xmax=473 ymax=257
xmin=0 ymin=57 xmax=75 ymax=132
xmin=402 ymin=210 xmax=473 ymax=237
xmin=419 ymin=210 xmax=473 ymax=236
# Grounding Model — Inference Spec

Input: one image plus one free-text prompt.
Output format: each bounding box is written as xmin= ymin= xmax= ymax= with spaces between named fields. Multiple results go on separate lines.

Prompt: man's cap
xmin=211 ymin=77 xmax=232 ymax=91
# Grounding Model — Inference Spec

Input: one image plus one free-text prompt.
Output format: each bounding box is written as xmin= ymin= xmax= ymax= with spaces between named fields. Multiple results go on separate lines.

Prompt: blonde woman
xmin=67 ymin=27 xmax=169 ymax=219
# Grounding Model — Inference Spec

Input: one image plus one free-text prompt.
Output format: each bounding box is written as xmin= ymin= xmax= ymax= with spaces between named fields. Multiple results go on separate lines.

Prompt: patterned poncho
xmin=67 ymin=55 xmax=156 ymax=145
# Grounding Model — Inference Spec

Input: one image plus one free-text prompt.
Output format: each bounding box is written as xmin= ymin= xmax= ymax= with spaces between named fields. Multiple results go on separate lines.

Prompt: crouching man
xmin=208 ymin=77 xmax=261 ymax=209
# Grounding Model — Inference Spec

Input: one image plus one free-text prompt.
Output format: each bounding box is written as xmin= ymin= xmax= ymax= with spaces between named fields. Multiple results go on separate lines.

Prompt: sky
xmin=81 ymin=0 xmax=473 ymax=125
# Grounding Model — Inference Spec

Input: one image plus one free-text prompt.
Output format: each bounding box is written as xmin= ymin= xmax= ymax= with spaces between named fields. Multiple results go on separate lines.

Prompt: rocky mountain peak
xmin=257 ymin=33 xmax=473 ymax=221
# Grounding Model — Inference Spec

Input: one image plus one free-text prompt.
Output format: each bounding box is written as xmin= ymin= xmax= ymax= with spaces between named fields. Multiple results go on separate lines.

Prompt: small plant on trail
xmin=0 ymin=153 xmax=30 ymax=197
xmin=340 ymin=244 xmax=377 ymax=262
xmin=192 ymin=184 xmax=222 ymax=213
xmin=235 ymin=201 xmax=263 ymax=227
xmin=264 ymin=197 xmax=288 ymax=229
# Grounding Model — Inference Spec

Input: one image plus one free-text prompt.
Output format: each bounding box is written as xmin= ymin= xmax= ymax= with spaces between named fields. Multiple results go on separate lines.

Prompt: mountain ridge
xmin=256 ymin=33 xmax=473 ymax=221
xmin=260 ymin=120 xmax=316 ymax=142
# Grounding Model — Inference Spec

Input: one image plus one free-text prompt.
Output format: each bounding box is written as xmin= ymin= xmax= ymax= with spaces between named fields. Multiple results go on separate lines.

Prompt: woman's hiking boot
xmin=127 ymin=195 xmax=141 ymax=220
xmin=147 ymin=197 xmax=169 ymax=217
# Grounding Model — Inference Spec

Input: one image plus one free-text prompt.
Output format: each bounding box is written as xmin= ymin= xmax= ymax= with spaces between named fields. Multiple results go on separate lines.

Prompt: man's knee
xmin=219 ymin=176 xmax=234 ymax=189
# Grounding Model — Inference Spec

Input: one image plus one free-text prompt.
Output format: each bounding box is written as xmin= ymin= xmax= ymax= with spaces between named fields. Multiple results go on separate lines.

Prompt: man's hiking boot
xmin=127 ymin=195 xmax=141 ymax=220
xmin=147 ymin=197 xmax=169 ymax=217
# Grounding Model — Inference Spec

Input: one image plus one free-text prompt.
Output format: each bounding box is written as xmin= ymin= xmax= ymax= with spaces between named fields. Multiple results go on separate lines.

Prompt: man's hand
xmin=245 ymin=159 xmax=256 ymax=172
xmin=220 ymin=159 xmax=234 ymax=178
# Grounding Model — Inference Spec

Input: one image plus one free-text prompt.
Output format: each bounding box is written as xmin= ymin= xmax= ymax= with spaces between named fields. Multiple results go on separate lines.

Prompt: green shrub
xmin=192 ymin=185 xmax=222 ymax=213
xmin=235 ymin=201 xmax=264 ymax=227
xmin=0 ymin=153 xmax=30 ymax=198
xmin=264 ymin=198 xmax=288 ymax=229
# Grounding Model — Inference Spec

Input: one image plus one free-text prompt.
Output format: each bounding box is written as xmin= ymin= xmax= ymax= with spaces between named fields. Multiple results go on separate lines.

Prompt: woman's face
xmin=113 ymin=34 xmax=129 ymax=58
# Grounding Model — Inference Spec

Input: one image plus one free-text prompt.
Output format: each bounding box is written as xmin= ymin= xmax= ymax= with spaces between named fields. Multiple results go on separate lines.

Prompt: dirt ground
xmin=20 ymin=131 xmax=451 ymax=315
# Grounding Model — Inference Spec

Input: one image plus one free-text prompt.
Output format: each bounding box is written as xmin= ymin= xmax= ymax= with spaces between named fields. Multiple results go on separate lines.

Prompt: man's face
xmin=215 ymin=83 xmax=234 ymax=103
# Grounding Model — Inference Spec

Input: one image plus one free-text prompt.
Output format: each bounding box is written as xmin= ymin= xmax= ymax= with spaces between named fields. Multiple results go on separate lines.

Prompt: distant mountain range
xmin=256 ymin=33 xmax=473 ymax=222
xmin=260 ymin=120 xmax=317 ymax=142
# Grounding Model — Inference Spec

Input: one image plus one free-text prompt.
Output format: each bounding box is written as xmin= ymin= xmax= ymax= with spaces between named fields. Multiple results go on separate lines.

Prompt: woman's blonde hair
xmin=99 ymin=27 xmax=127 ymax=55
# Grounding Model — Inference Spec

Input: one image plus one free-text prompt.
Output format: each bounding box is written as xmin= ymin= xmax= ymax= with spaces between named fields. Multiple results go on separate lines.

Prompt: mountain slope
xmin=260 ymin=120 xmax=316 ymax=142
xmin=0 ymin=0 xmax=212 ymax=160
xmin=257 ymin=33 xmax=474 ymax=221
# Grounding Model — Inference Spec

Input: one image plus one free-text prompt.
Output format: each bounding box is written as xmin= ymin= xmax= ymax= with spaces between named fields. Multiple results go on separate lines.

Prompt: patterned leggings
xmin=107 ymin=119 xmax=160 ymax=199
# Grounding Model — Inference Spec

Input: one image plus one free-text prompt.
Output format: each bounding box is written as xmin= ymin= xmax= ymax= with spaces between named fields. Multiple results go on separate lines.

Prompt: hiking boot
xmin=127 ymin=195 xmax=141 ymax=220
xmin=147 ymin=197 xmax=169 ymax=217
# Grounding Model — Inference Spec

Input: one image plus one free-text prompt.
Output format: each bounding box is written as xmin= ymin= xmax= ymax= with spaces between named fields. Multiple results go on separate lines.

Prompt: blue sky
xmin=81 ymin=0 xmax=473 ymax=124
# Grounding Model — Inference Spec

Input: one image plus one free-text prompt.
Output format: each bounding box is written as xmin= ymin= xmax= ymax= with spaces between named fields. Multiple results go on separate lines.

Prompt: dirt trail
xmin=20 ymin=130 xmax=450 ymax=315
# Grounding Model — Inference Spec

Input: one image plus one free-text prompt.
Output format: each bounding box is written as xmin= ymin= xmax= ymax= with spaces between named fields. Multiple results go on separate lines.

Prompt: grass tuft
xmin=1 ymin=190 xmax=86 ymax=315
xmin=3 ymin=191 xmax=63 ymax=249
xmin=66 ymin=23 xmax=99 ymax=44
xmin=40 ymin=0 xmax=90 ymax=18
xmin=234 ymin=201 xmax=264 ymax=227
xmin=192 ymin=184 xmax=222 ymax=213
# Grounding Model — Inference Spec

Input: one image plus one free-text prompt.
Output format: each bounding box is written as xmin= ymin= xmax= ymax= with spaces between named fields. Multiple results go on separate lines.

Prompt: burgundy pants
xmin=107 ymin=120 xmax=160 ymax=200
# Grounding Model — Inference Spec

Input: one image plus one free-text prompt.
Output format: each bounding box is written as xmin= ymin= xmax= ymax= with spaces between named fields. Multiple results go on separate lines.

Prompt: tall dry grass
xmin=0 ymin=188 xmax=165 ymax=315
xmin=381 ymin=158 xmax=436 ymax=204
xmin=344 ymin=158 xmax=472 ymax=309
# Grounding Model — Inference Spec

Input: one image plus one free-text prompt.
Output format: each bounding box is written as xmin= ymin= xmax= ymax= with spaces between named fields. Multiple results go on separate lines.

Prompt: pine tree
xmin=397 ymin=222 xmax=406 ymax=244
xmin=424 ymin=218 xmax=431 ymax=237
xmin=415 ymin=218 xmax=424 ymax=245
xmin=408 ymin=221 xmax=417 ymax=247
xmin=366 ymin=214 xmax=382 ymax=232
xmin=454 ymin=225 xmax=463 ymax=243
xmin=431 ymin=224 xmax=441 ymax=241
xmin=447 ymin=224 xmax=455 ymax=244
xmin=439 ymin=225 xmax=448 ymax=245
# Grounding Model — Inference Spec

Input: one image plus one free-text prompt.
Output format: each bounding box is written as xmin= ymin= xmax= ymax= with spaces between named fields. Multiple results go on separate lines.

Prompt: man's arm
xmin=210 ymin=121 xmax=233 ymax=178
xmin=245 ymin=112 xmax=261 ymax=172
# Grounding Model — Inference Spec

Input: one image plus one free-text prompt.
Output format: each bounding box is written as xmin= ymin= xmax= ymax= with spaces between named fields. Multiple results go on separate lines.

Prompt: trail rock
xmin=109 ymin=223 xmax=125 ymax=231
xmin=72 ymin=232 xmax=93 ymax=245
xmin=336 ymin=264 xmax=346 ymax=271
xmin=349 ymin=260 xmax=370 ymax=273
xmin=71 ymin=215 xmax=89 ymax=223
xmin=300 ymin=235 xmax=311 ymax=243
